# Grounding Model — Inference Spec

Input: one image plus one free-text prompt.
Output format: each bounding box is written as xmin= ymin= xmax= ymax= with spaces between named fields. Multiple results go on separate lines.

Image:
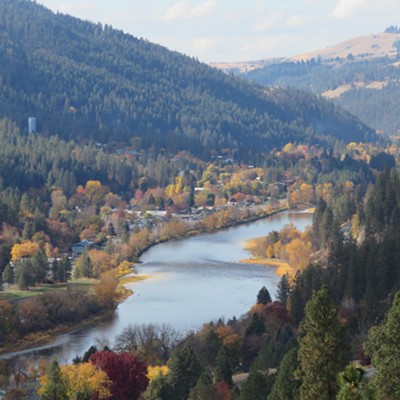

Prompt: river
xmin=3 ymin=210 xmax=312 ymax=364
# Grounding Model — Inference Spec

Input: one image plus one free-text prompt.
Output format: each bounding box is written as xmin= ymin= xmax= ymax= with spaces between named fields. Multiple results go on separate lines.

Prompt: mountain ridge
xmin=211 ymin=31 xmax=400 ymax=73
xmin=0 ymin=0 xmax=374 ymax=158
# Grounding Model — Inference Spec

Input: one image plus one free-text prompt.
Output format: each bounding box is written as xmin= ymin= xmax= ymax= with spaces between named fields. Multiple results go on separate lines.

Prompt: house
xmin=71 ymin=239 xmax=93 ymax=256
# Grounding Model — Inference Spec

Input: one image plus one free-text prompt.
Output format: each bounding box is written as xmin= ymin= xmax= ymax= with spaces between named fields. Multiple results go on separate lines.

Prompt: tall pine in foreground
xmin=38 ymin=360 xmax=67 ymax=400
xmin=365 ymin=290 xmax=400 ymax=399
xmin=297 ymin=286 xmax=348 ymax=400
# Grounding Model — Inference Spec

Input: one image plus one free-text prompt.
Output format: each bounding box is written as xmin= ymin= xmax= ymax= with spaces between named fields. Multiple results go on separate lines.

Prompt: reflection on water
xmin=2 ymin=210 xmax=312 ymax=363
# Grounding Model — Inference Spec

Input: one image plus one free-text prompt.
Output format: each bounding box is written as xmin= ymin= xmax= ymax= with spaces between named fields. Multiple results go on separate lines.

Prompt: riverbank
xmin=239 ymin=207 xmax=314 ymax=277
xmin=239 ymin=257 xmax=292 ymax=276
xmin=131 ymin=204 xmax=290 ymax=262
xmin=0 ymin=204 xmax=293 ymax=359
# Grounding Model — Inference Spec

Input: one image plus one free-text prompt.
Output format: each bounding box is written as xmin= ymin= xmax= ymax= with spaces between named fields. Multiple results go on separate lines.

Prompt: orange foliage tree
xmin=11 ymin=241 xmax=40 ymax=261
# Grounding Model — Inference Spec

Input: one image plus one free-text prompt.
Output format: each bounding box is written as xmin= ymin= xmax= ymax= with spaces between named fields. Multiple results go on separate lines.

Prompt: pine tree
xmin=31 ymin=250 xmax=48 ymax=284
xmin=38 ymin=360 xmax=68 ymax=400
xmin=167 ymin=340 xmax=203 ymax=400
xmin=297 ymin=286 xmax=348 ymax=400
xmin=239 ymin=370 xmax=275 ymax=400
xmin=188 ymin=372 xmax=216 ymax=400
xmin=336 ymin=363 xmax=369 ymax=400
xmin=215 ymin=346 xmax=233 ymax=387
xmin=276 ymin=274 xmax=290 ymax=305
xmin=268 ymin=348 xmax=300 ymax=400
xmin=364 ymin=290 xmax=400 ymax=399
xmin=257 ymin=286 xmax=272 ymax=304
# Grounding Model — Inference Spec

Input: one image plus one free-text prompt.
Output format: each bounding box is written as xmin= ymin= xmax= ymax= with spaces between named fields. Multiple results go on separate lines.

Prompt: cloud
xmin=332 ymin=0 xmax=368 ymax=19
xmin=162 ymin=1 xmax=216 ymax=22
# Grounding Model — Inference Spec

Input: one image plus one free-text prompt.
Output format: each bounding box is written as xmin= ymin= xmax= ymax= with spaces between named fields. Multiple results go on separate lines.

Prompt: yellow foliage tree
xmin=89 ymin=249 xmax=113 ymax=277
xmin=285 ymin=238 xmax=312 ymax=271
xmin=11 ymin=241 xmax=41 ymax=261
xmin=61 ymin=363 xmax=111 ymax=400
xmin=93 ymin=271 xmax=119 ymax=309
xmin=115 ymin=260 xmax=133 ymax=278
xmin=147 ymin=365 xmax=169 ymax=382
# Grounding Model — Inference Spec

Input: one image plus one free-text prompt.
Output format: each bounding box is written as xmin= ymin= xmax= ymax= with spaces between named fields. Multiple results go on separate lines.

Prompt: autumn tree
xmin=285 ymin=238 xmax=312 ymax=272
xmin=93 ymin=271 xmax=119 ymax=309
xmin=11 ymin=241 xmax=40 ymax=262
xmin=90 ymin=351 xmax=149 ymax=400
xmin=297 ymin=286 xmax=348 ymax=400
xmin=61 ymin=362 xmax=111 ymax=400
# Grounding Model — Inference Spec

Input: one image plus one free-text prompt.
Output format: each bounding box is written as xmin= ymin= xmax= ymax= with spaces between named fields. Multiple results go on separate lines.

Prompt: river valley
xmin=3 ymin=210 xmax=312 ymax=364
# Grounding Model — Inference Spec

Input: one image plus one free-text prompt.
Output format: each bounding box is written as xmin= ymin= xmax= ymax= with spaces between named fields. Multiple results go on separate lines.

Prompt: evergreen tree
xmin=188 ymin=372 xmax=216 ymax=400
xmin=245 ymin=313 xmax=265 ymax=336
xmin=55 ymin=256 xmax=71 ymax=282
xmin=202 ymin=328 xmax=221 ymax=367
xmin=297 ymin=286 xmax=348 ymax=400
xmin=257 ymin=286 xmax=272 ymax=304
xmin=14 ymin=259 xmax=33 ymax=290
xmin=364 ymin=290 xmax=400 ymax=399
xmin=215 ymin=346 xmax=233 ymax=387
xmin=276 ymin=274 xmax=290 ymax=305
xmin=336 ymin=363 xmax=370 ymax=400
xmin=239 ymin=370 xmax=275 ymax=400
xmin=268 ymin=348 xmax=300 ymax=400
xmin=167 ymin=340 xmax=203 ymax=400
xmin=2 ymin=263 xmax=13 ymax=287
xmin=31 ymin=250 xmax=48 ymax=284
xmin=39 ymin=360 xmax=68 ymax=400
xmin=74 ymin=248 xmax=92 ymax=279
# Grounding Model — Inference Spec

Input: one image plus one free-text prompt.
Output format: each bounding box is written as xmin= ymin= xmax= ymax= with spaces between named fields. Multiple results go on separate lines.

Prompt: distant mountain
xmin=0 ymin=0 xmax=374 ymax=159
xmin=224 ymin=32 xmax=400 ymax=136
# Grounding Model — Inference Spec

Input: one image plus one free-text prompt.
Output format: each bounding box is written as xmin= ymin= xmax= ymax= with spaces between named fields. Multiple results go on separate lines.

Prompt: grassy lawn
xmin=0 ymin=278 xmax=99 ymax=302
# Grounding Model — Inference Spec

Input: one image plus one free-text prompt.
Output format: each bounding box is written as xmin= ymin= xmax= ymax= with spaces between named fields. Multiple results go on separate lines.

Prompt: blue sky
xmin=39 ymin=0 xmax=400 ymax=62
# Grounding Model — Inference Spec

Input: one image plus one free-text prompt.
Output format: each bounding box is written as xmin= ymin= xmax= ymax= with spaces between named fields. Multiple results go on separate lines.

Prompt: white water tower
xmin=28 ymin=117 xmax=36 ymax=134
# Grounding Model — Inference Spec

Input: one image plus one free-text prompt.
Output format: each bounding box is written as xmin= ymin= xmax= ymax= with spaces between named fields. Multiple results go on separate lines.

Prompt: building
xmin=28 ymin=117 xmax=36 ymax=134
xmin=71 ymin=239 xmax=93 ymax=256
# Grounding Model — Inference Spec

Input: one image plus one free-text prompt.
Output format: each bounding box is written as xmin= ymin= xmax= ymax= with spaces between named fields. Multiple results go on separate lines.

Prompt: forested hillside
xmin=0 ymin=0 xmax=374 ymax=159
xmin=245 ymin=40 xmax=400 ymax=135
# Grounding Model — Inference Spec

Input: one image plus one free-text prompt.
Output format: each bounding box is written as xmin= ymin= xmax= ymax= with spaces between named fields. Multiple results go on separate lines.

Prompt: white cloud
xmin=162 ymin=1 xmax=216 ymax=21
xmin=332 ymin=0 xmax=368 ymax=19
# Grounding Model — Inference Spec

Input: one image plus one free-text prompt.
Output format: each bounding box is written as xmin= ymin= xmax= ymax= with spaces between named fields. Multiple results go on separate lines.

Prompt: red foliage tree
xmin=90 ymin=351 xmax=149 ymax=400
xmin=215 ymin=381 xmax=233 ymax=400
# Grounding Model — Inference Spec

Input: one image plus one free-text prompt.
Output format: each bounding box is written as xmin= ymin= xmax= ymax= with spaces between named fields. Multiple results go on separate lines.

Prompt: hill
xmin=239 ymin=31 xmax=400 ymax=136
xmin=0 ymin=0 xmax=374 ymax=160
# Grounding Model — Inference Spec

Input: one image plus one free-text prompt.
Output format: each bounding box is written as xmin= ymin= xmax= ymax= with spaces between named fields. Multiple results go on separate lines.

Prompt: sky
xmin=38 ymin=0 xmax=400 ymax=63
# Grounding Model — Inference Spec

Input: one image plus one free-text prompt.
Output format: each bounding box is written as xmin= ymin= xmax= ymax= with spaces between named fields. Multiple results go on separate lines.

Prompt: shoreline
xmin=0 ymin=205 xmax=302 ymax=359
